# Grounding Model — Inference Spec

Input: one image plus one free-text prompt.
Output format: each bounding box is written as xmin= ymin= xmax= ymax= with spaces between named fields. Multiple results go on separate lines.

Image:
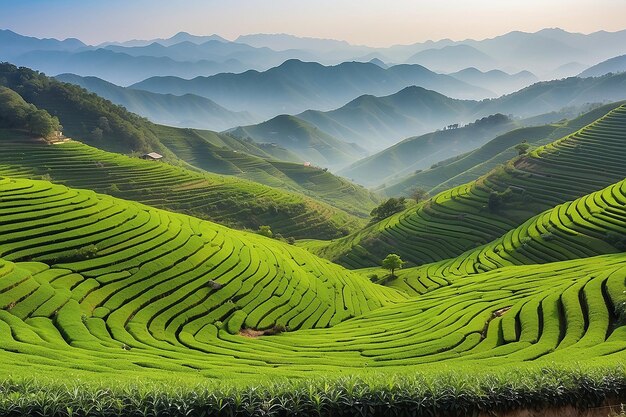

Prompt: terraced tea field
xmin=0 ymin=176 xmax=402 ymax=376
xmin=1 ymin=62 xmax=626 ymax=416
xmin=0 ymin=131 xmax=365 ymax=239
xmin=0 ymin=168 xmax=624 ymax=417
xmin=152 ymin=124 xmax=379 ymax=218
xmin=306 ymin=104 xmax=626 ymax=268
xmin=0 ymin=175 xmax=623 ymax=381
xmin=385 ymin=178 xmax=626 ymax=294
xmin=382 ymin=102 xmax=625 ymax=197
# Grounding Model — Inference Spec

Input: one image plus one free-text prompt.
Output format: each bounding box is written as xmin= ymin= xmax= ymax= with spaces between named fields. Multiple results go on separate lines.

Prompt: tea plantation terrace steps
xmin=0 ymin=247 xmax=624 ymax=377
xmin=303 ymin=104 xmax=626 ymax=268
xmin=0 ymin=131 xmax=364 ymax=239
xmin=384 ymin=178 xmax=626 ymax=295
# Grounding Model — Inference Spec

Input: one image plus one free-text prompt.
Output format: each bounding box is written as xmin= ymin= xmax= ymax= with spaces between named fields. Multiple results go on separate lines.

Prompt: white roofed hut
xmin=142 ymin=152 xmax=163 ymax=161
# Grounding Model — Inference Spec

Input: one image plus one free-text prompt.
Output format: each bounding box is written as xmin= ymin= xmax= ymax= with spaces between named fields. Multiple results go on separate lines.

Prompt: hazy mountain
xmin=240 ymin=72 xmax=626 ymax=162
xmin=476 ymin=72 xmax=626 ymax=117
xmin=448 ymin=67 xmax=539 ymax=96
xmin=406 ymin=44 xmax=496 ymax=72
xmin=368 ymin=58 xmax=388 ymax=69
xmin=10 ymin=48 xmax=247 ymax=86
xmin=131 ymin=59 xmax=490 ymax=118
xmin=0 ymin=29 xmax=85 ymax=59
xmin=55 ymin=73 xmax=256 ymax=131
xmin=381 ymin=28 xmax=626 ymax=78
xmin=297 ymin=86 xmax=477 ymax=151
xmin=338 ymin=114 xmax=517 ymax=185
xmin=551 ymin=62 xmax=589 ymax=79
xmin=580 ymin=55 xmax=626 ymax=77
xmin=228 ymin=115 xmax=367 ymax=168
xmin=103 ymin=39 xmax=320 ymax=70
xmin=236 ymin=33 xmax=353 ymax=52
xmin=99 ymin=32 xmax=229 ymax=47
xmin=462 ymin=28 xmax=626 ymax=77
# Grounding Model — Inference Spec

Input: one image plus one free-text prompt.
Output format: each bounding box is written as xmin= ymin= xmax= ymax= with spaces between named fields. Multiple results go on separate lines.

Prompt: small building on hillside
xmin=142 ymin=152 xmax=163 ymax=161
xmin=303 ymin=161 xmax=311 ymax=167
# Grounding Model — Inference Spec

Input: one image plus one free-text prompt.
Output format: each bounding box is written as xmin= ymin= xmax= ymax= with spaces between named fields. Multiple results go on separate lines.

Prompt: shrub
xmin=370 ymin=197 xmax=406 ymax=221
xmin=515 ymin=141 xmax=530 ymax=155
xmin=257 ymin=225 xmax=273 ymax=238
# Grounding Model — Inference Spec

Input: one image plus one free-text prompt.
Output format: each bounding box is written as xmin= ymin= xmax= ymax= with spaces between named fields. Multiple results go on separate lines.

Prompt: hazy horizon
xmin=2 ymin=0 xmax=625 ymax=47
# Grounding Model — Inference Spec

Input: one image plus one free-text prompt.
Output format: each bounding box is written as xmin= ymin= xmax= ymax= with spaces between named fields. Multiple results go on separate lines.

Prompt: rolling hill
xmin=406 ymin=44 xmax=496 ymax=73
xmin=0 ymin=65 xmax=379 ymax=223
xmin=0 ymin=176 xmax=403 ymax=376
xmin=579 ymin=54 xmax=626 ymax=78
xmin=475 ymin=72 xmax=626 ymax=117
xmin=0 ymin=130 xmax=369 ymax=239
xmin=130 ymin=59 xmax=491 ymax=118
xmin=55 ymin=73 xmax=257 ymax=131
xmin=239 ymin=72 xmax=626 ymax=157
xmin=0 ymin=176 xmax=624 ymax=416
xmin=447 ymin=67 xmax=538 ymax=96
xmin=303 ymin=103 xmax=626 ymax=267
xmin=338 ymin=113 xmax=518 ymax=186
xmin=386 ymin=177 xmax=626 ymax=294
xmin=382 ymin=102 xmax=626 ymax=197
xmin=297 ymin=86 xmax=477 ymax=151
xmin=228 ymin=115 xmax=367 ymax=168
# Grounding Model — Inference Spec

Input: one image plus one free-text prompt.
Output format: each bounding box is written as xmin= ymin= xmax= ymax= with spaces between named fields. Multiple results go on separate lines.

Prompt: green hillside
xmin=0 ymin=177 xmax=402 ymax=373
xmin=297 ymin=85 xmax=477 ymax=151
xmin=0 ymin=131 xmax=367 ymax=239
xmin=0 ymin=176 xmax=624 ymax=416
xmin=304 ymin=103 xmax=626 ymax=267
xmin=385 ymin=178 xmax=626 ymax=294
xmin=382 ymin=102 xmax=626 ymax=197
xmin=339 ymin=113 xmax=517 ymax=186
xmin=0 ymin=63 xmax=294 ymax=162
xmin=228 ymin=115 xmax=367 ymax=169
xmin=0 ymin=65 xmax=379 ymax=221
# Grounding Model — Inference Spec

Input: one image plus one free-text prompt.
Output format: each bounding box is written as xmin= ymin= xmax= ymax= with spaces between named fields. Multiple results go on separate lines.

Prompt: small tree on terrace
xmin=515 ymin=141 xmax=530 ymax=155
xmin=411 ymin=188 xmax=429 ymax=203
xmin=382 ymin=254 xmax=404 ymax=278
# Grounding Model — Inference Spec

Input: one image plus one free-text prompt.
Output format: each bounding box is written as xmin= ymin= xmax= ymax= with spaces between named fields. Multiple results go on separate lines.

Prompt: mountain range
xmin=230 ymin=72 xmax=626 ymax=163
xmin=131 ymin=59 xmax=490 ymax=118
xmin=5 ymin=27 xmax=626 ymax=89
xmin=54 ymin=73 xmax=256 ymax=131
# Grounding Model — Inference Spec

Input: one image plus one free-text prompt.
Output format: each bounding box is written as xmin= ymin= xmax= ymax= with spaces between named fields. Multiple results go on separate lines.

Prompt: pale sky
xmin=1 ymin=0 xmax=625 ymax=46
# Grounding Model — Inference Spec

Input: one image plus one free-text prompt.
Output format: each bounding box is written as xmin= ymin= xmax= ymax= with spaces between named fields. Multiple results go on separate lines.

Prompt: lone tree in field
xmin=382 ymin=254 xmax=404 ymax=278
xmin=411 ymin=188 xmax=429 ymax=203
xmin=257 ymin=225 xmax=273 ymax=238
xmin=515 ymin=141 xmax=530 ymax=155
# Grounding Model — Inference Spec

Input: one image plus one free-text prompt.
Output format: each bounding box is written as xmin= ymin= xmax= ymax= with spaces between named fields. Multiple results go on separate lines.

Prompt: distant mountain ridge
xmin=131 ymin=59 xmax=491 ymax=118
xmin=338 ymin=113 xmax=518 ymax=185
xmin=3 ymin=27 xmax=626 ymax=82
xmin=228 ymin=115 xmax=367 ymax=169
xmin=447 ymin=67 xmax=538 ymax=96
xmin=55 ymin=73 xmax=257 ymax=131
xmin=239 ymin=72 xmax=626 ymax=156
xmin=579 ymin=54 xmax=626 ymax=77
